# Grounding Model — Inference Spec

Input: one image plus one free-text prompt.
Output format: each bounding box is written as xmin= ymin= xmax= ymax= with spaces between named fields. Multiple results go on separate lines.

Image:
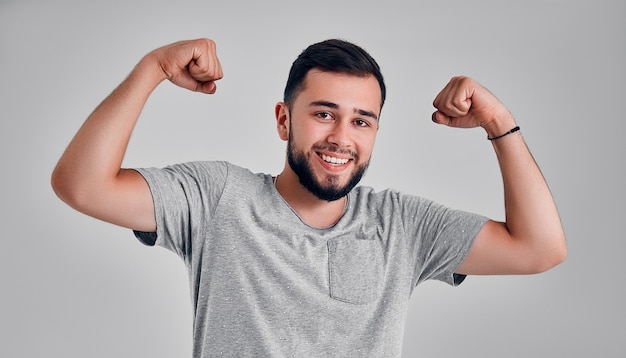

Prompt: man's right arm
xmin=51 ymin=39 xmax=223 ymax=232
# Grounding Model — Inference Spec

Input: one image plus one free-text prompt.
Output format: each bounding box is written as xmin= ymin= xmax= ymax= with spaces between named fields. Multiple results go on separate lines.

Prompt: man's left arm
xmin=432 ymin=76 xmax=567 ymax=275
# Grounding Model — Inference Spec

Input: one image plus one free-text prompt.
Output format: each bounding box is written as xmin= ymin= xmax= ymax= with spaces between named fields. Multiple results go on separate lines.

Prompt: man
xmin=51 ymin=38 xmax=566 ymax=357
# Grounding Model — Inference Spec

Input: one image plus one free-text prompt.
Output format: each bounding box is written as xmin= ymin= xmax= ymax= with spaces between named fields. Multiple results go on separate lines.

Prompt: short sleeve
xmin=401 ymin=195 xmax=488 ymax=287
xmin=132 ymin=161 xmax=229 ymax=260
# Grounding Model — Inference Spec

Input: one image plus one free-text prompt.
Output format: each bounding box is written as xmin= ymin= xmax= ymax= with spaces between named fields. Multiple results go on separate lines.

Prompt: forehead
xmin=296 ymin=69 xmax=383 ymax=112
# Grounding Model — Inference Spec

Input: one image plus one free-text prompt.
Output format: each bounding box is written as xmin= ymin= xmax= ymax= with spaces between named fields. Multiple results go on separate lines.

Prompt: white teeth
xmin=321 ymin=154 xmax=349 ymax=165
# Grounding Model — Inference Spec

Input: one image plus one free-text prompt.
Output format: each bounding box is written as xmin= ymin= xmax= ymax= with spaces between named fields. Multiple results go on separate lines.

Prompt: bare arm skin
xmin=51 ymin=39 xmax=223 ymax=232
xmin=432 ymin=76 xmax=567 ymax=275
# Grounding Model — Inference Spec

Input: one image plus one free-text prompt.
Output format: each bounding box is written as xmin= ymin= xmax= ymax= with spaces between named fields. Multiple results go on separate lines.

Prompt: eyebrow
xmin=309 ymin=101 xmax=379 ymax=121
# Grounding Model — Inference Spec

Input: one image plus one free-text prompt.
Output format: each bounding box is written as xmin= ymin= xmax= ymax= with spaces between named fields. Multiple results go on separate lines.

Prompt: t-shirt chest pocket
xmin=327 ymin=237 xmax=384 ymax=304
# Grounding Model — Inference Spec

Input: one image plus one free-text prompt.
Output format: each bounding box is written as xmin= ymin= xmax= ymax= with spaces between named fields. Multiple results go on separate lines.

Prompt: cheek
xmin=292 ymin=123 xmax=323 ymax=146
xmin=357 ymin=134 xmax=377 ymax=158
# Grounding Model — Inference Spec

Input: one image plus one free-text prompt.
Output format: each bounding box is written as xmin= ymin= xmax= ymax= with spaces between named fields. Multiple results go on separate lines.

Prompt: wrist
xmin=481 ymin=113 xmax=517 ymax=139
xmin=132 ymin=53 xmax=169 ymax=88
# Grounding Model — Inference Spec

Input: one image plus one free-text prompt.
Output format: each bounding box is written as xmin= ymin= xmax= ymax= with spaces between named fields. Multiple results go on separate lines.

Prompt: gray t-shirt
xmin=134 ymin=161 xmax=488 ymax=357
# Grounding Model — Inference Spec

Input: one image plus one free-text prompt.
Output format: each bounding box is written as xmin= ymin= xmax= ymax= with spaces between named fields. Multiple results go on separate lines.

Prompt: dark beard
xmin=287 ymin=134 xmax=368 ymax=202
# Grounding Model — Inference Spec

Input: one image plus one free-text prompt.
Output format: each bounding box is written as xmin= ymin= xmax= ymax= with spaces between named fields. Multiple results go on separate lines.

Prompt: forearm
xmin=52 ymin=54 xmax=165 ymax=203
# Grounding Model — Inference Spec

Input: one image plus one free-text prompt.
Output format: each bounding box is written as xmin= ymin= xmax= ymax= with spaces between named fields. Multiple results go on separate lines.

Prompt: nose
xmin=326 ymin=121 xmax=352 ymax=148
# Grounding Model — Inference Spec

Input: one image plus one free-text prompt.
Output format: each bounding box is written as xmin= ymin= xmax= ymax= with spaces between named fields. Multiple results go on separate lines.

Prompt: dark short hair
xmin=283 ymin=39 xmax=386 ymax=109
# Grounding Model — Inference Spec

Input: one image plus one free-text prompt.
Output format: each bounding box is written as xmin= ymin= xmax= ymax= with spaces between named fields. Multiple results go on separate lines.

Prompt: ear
xmin=275 ymin=102 xmax=290 ymax=141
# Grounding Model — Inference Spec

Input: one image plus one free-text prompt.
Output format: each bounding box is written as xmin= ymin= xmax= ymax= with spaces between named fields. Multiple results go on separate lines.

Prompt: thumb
xmin=197 ymin=81 xmax=218 ymax=94
xmin=431 ymin=111 xmax=452 ymax=126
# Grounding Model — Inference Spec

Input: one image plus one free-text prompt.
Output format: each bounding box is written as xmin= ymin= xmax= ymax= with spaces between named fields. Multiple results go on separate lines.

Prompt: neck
xmin=275 ymin=167 xmax=347 ymax=228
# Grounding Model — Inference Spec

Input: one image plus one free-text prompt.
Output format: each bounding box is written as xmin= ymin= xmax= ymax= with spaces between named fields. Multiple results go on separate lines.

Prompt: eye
xmin=354 ymin=119 xmax=370 ymax=127
xmin=316 ymin=112 xmax=333 ymax=120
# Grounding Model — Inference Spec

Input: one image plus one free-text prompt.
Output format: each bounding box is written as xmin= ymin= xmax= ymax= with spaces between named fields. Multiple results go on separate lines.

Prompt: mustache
xmin=311 ymin=144 xmax=358 ymax=159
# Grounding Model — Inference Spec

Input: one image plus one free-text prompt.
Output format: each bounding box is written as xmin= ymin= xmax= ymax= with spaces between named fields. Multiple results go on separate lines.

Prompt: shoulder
xmin=219 ymin=162 xmax=272 ymax=187
xmin=186 ymin=162 xmax=275 ymax=199
xmin=350 ymin=186 xmax=433 ymax=209
xmin=139 ymin=160 xmax=228 ymax=177
xmin=146 ymin=161 xmax=267 ymax=181
xmin=347 ymin=186 xmax=449 ymax=229
xmin=135 ymin=161 xmax=271 ymax=196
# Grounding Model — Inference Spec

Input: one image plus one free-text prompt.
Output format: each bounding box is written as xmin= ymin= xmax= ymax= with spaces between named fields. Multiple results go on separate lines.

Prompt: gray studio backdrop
xmin=1 ymin=0 xmax=624 ymax=357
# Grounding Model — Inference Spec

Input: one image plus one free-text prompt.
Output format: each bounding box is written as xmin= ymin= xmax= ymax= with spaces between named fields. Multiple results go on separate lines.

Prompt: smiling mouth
xmin=320 ymin=153 xmax=350 ymax=165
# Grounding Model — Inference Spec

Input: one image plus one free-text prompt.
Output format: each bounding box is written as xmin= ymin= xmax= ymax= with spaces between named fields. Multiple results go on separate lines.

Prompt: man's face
xmin=279 ymin=69 xmax=381 ymax=201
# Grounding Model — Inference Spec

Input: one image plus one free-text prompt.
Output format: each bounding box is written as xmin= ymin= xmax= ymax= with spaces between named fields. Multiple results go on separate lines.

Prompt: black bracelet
xmin=487 ymin=126 xmax=520 ymax=141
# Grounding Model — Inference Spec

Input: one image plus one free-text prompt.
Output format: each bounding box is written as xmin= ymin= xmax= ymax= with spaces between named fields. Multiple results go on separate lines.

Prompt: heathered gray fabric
xmin=133 ymin=161 xmax=488 ymax=358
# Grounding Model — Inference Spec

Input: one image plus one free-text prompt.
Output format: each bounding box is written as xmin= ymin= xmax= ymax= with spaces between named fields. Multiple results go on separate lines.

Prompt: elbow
xmin=51 ymin=165 xmax=72 ymax=205
xmin=554 ymin=237 xmax=568 ymax=266
xmin=51 ymin=164 xmax=87 ymax=210
xmin=534 ymin=249 xmax=567 ymax=274
xmin=529 ymin=233 xmax=568 ymax=274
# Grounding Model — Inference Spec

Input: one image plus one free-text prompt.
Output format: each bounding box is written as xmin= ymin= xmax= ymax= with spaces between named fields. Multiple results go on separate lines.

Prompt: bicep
xmin=69 ymin=169 xmax=156 ymax=232
xmin=456 ymin=220 xmax=538 ymax=275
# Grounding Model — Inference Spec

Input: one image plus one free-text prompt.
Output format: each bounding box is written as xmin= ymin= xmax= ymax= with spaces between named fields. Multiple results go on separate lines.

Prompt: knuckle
xmin=201 ymin=38 xmax=216 ymax=49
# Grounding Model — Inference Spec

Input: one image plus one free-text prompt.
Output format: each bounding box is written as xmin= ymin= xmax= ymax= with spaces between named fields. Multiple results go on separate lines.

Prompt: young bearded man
xmin=51 ymin=38 xmax=566 ymax=357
